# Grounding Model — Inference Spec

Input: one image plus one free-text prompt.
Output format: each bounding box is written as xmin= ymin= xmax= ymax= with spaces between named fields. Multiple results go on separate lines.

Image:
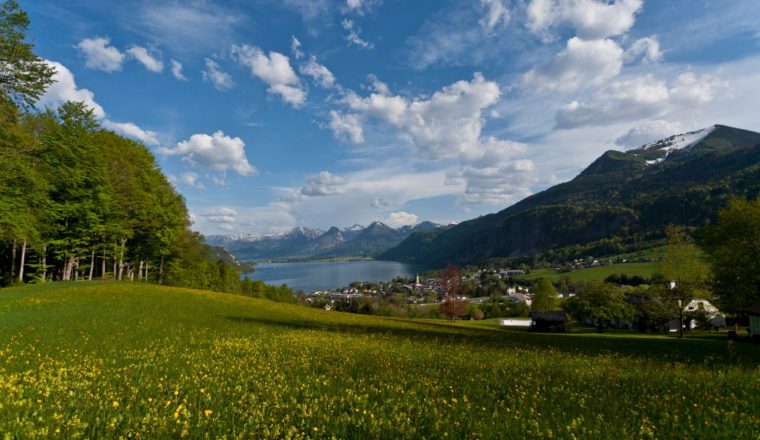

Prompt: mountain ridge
xmin=380 ymin=124 xmax=760 ymax=266
xmin=205 ymin=221 xmax=445 ymax=261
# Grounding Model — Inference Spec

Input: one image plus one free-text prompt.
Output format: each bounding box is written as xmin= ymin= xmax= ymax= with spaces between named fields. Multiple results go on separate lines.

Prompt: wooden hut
xmin=530 ymin=311 xmax=568 ymax=333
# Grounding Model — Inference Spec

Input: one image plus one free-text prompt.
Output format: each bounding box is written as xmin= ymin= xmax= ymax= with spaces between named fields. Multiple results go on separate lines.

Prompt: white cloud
xmin=455 ymin=138 xmax=536 ymax=205
xmin=159 ymin=131 xmax=256 ymax=176
xmin=615 ymin=120 xmax=686 ymax=149
xmin=669 ymin=71 xmax=728 ymax=106
xmin=126 ymin=46 xmax=163 ymax=73
xmin=625 ymin=36 xmax=663 ymax=64
xmin=291 ymin=35 xmax=304 ymax=59
xmin=384 ymin=211 xmax=418 ymax=228
xmin=75 ymin=37 xmax=125 ymax=72
xmin=281 ymin=0 xmax=332 ymax=24
xmin=345 ymin=0 xmax=382 ymax=15
xmin=202 ymin=58 xmax=235 ymax=91
xmin=341 ymin=19 xmax=374 ymax=49
xmin=522 ymin=37 xmax=624 ymax=92
xmin=299 ymin=56 xmax=336 ymax=88
xmin=232 ymin=44 xmax=306 ymax=107
xmin=556 ymin=74 xmax=669 ymax=128
xmin=300 ymin=171 xmax=347 ymax=196
xmin=526 ymin=0 xmax=643 ymax=40
xmin=102 ymin=120 xmax=159 ymax=145
xmin=331 ymin=74 xmax=536 ymax=205
xmin=480 ymin=0 xmax=510 ymax=31
xmin=366 ymin=74 xmax=390 ymax=95
xmin=39 ymin=60 xmax=106 ymax=118
xmin=340 ymin=73 xmax=502 ymax=159
xmin=170 ymin=60 xmax=187 ymax=80
xmin=402 ymin=0 xmax=518 ymax=70
xmin=179 ymin=172 xmax=205 ymax=189
xmin=139 ymin=3 xmax=241 ymax=54
xmin=329 ymin=110 xmax=365 ymax=143
xmin=371 ymin=197 xmax=389 ymax=208
xmin=201 ymin=207 xmax=237 ymax=222
xmin=555 ymin=72 xmax=728 ymax=129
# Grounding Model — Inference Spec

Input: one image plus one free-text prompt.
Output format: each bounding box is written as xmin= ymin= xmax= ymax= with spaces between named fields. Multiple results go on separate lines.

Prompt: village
xmin=300 ymin=261 xmax=743 ymax=337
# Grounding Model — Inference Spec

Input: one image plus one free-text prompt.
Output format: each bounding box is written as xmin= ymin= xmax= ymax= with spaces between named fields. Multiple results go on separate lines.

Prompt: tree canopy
xmin=0 ymin=0 xmax=54 ymax=108
xmin=531 ymin=278 xmax=559 ymax=313
xmin=702 ymin=197 xmax=760 ymax=311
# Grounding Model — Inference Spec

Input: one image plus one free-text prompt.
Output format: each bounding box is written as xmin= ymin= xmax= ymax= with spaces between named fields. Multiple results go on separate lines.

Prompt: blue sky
xmin=27 ymin=0 xmax=760 ymax=235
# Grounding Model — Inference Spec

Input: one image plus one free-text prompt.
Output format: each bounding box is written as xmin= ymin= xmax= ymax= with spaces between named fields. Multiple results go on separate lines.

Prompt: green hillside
xmin=1 ymin=283 xmax=758 ymax=438
xmin=520 ymin=262 xmax=658 ymax=282
xmin=381 ymin=125 xmax=760 ymax=266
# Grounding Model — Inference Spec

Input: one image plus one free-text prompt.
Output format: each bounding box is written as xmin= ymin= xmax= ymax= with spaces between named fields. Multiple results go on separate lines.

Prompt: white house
xmin=668 ymin=299 xmax=725 ymax=332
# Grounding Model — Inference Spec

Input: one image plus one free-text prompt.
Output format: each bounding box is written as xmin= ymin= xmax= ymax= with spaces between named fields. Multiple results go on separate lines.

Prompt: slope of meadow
xmin=1 ymin=283 xmax=758 ymax=439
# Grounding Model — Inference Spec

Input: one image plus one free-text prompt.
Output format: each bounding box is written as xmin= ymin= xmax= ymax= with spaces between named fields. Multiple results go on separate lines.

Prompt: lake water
xmin=245 ymin=260 xmax=422 ymax=292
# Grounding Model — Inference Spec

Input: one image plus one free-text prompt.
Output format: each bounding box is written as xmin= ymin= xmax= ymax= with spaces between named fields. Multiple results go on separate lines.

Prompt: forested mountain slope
xmin=381 ymin=125 xmax=760 ymax=265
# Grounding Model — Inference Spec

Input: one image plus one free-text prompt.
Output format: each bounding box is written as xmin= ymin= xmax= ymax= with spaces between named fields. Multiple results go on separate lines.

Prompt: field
xmin=519 ymin=262 xmax=658 ymax=282
xmin=1 ymin=283 xmax=759 ymax=439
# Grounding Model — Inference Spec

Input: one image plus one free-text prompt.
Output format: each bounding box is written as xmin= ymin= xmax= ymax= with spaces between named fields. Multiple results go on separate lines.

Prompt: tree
xmin=531 ymin=278 xmax=559 ymax=313
xmin=439 ymin=264 xmax=468 ymax=321
xmin=661 ymin=226 xmax=710 ymax=338
xmin=702 ymin=196 xmax=760 ymax=312
xmin=564 ymin=282 xmax=632 ymax=332
xmin=0 ymin=0 xmax=55 ymax=108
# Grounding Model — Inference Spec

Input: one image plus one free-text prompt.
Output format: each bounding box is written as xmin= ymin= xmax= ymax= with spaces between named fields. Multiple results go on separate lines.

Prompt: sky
xmin=26 ymin=0 xmax=760 ymax=236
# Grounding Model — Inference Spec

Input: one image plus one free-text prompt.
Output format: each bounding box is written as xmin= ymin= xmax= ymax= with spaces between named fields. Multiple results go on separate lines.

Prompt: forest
xmin=0 ymin=1 xmax=280 ymax=297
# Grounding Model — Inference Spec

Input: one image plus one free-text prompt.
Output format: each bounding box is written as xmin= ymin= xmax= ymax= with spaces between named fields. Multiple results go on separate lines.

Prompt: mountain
xmin=380 ymin=125 xmax=760 ymax=266
xmin=210 ymin=222 xmax=443 ymax=261
xmin=223 ymin=226 xmax=324 ymax=261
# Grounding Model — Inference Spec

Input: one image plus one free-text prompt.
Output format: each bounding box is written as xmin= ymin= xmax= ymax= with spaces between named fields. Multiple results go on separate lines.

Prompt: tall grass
xmin=1 ymin=282 xmax=758 ymax=438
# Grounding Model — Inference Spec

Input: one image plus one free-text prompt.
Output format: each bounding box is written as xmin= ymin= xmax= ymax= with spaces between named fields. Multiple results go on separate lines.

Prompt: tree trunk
xmin=118 ymin=239 xmax=126 ymax=281
xmin=73 ymin=258 xmax=79 ymax=281
xmin=113 ymin=243 xmax=117 ymax=279
xmin=62 ymin=255 xmax=70 ymax=281
xmin=18 ymin=240 xmax=26 ymax=283
xmin=138 ymin=260 xmax=144 ymax=281
xmin=10 ymin=236 xmax=16 ymax=281
xmin=159 ymin=255 xmax=164 ymax=285
xmin=41 ymin=245 xmax=46 ymax=283
xmin=144 ymin=261 xmax=149 ymax=281
xmin=101 ymin=247 xmax=106 ymax=279
xmin=88 ymin=249 xmax=95 ymax=281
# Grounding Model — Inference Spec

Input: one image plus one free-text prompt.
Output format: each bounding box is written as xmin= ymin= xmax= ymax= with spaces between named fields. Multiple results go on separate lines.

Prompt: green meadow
xmin=1 ymin=283 xmax=758 ymax=439
xmin=520 ymin=262 xmax=659 ymax=282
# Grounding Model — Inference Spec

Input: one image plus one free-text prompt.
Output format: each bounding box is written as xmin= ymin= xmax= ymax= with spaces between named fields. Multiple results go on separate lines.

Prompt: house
xmin=744 ymin=304 xmax=760 ymax=340
xmin=668 ymin=299 xmax=726 ymax=332
xmin=530 ymin=311 xmax=568 ymax=333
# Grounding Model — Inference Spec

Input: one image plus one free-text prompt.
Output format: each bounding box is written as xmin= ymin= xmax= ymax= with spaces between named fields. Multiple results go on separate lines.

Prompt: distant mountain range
xmin=205 ymin=221 xmax=444 ymax=261
xmin=380 ymin=125 xmax=760 ymax=266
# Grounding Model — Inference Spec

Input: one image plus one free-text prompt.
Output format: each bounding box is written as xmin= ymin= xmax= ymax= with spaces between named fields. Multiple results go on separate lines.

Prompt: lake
xmin=244 ymin=260 xmax=422 ymax=292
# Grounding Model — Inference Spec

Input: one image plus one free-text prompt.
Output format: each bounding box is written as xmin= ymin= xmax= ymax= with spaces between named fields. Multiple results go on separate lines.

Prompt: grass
xmin=520 ymin=262 xmax=659 ymax=282
xmin=1 ymin=282 xmax=759 ymax=439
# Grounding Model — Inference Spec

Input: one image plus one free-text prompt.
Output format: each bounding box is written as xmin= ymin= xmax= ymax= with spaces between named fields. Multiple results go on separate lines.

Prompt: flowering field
xmin=0 ymin=283 xmax=758 ymax=439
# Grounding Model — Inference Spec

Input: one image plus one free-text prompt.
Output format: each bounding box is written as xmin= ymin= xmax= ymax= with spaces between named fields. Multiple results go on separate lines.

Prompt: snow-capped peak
xmin=343 ymin=224 xmax=364 ymax=232
xmin=639 ymin=126 xmax=716 ymax=153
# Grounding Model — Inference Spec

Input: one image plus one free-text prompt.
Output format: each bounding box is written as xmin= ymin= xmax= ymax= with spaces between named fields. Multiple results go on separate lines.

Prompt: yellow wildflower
xmin=112 ymin=401 xmax=119 ymax=408
xmin=204 ymin=409 xmax=214 ymax=417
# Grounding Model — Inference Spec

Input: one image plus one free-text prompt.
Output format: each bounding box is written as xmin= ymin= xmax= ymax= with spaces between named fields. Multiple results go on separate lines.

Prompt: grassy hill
xmin=1 ymin=283 xmax=758 ymax=438
xmin=520 ymin=262 xmax=658 ymax=282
